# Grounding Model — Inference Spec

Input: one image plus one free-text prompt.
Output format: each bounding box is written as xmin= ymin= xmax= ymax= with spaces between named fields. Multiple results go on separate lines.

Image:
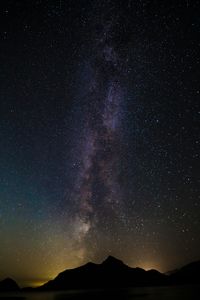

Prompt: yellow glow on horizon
xmin=137 ymin=261 xmax=163 ymax=272
xmin=22 ymin=259 xmax=85 ymax=287
xmin=19 ymin=257 xmax=165 ymax=287
xmin=20 ymin=279 xmax=52 ymax=288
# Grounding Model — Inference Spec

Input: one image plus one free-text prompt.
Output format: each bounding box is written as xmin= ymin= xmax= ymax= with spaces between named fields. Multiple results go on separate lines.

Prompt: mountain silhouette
xmin=39 ymin=255 xmax=167 ymax=290
xmin=170 ymin=260 xmax=200 ymax=284
xmin=0 ymin=257 xmax=200 ymax=292
xmin=0 ymin=278 xmax=20 ymax=292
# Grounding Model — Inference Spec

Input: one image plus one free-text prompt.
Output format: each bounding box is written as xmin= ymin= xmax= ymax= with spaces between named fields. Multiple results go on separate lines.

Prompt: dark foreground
xmin=0 ymin=285 xmax=200 ymax=300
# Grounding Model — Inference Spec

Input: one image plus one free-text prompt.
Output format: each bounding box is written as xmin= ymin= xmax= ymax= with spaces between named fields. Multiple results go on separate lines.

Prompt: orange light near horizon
xmin=20 ymin=279 xmax=51 ymax=288
xmin=137 ymin=262 xmax=163 ymax=272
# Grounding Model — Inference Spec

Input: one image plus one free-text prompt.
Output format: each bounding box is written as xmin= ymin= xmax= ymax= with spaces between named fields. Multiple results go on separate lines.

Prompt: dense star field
xmin=0 ymin=0 xmax=199 ymax=287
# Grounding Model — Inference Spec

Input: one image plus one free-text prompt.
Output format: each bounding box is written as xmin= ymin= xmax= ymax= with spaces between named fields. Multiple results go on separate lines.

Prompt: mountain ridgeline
xmin=0 ymin=256 xmax=200 ymax=291
xmin=40 ymin=256 xmax=167 ymax=290
xmin=0 ymin=278 xmax=20 ymax=292
xmin=39 ymin=256 xmax=200 ymax=290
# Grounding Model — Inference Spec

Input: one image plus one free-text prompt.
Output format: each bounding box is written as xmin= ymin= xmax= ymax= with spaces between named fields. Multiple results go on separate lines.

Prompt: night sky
xmin=0 ymin=0 xmax=199 ymax=287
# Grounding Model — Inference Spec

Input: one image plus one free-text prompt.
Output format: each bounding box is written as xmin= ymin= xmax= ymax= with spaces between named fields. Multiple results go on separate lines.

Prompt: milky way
xmin=0 ymin=0 xmax=199 ymax=286
xmin=68 ymin=18 xmax=127 ymax=258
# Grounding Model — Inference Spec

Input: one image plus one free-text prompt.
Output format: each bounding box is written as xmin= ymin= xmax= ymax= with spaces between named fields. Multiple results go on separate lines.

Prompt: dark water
xmin=0 ymin=285 xmax=199 ymax=300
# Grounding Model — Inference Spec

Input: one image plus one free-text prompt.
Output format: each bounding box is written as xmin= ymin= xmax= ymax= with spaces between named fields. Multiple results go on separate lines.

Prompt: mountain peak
xmin=0 ymin=278 xmax=20 ymax=291
xmin=102 ymin=256 xmax=125 ymax=266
